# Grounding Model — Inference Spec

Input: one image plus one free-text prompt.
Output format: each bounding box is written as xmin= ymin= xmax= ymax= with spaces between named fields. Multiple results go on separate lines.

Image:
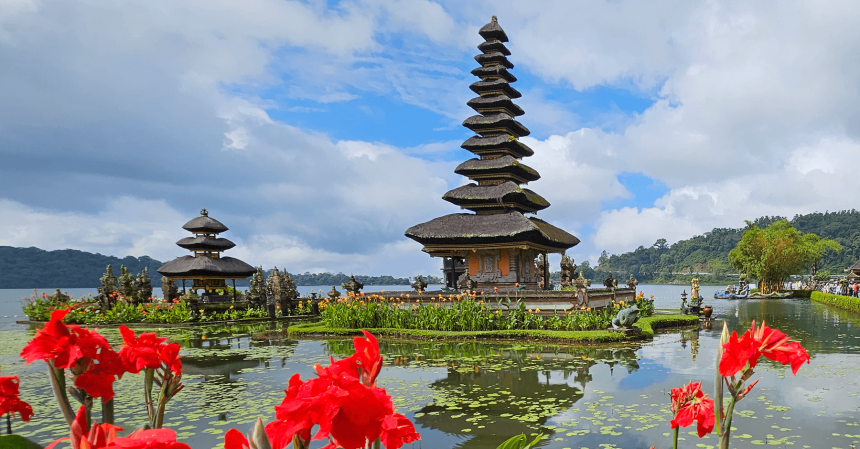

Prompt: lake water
xmin=3 ymin=285 xmax=853 ymax=449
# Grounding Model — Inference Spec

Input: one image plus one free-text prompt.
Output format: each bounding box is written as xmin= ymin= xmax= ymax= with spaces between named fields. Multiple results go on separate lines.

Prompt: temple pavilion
xmin=405 ymin=17 xmax=579 ymax=290
xmin=157 ymin=209 xmax=255 ymax=301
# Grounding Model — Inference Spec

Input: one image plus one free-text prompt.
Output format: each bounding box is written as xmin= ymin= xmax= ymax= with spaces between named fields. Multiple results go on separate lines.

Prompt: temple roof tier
xmin=405 ymin=212 xmax=579 ymax=252
xmin=470 ymin=79 xmax=522 ymax=98
xmin=474 ymin=52 xmax=513 ymax=69
xmin=461 ymin=135 xmax=534 ymax=158
xmin=477 ymin=39 xmax=510 ymax=55
xmin=176 ymin=236 xmax=236 ymax=251
xmin=479 ymin=17 xmax=509 ymax=42
xmin=157 ymin=256 xmax=256 ymax=278
xmin=443 ymin=181 xmax=549 ymax=213
xmin=463 ymin=114 xmax=530 ymax=137
xmin=466 ymin=94 xmax=523 ymax=116
xmin=454 ymin=156 xmax=540 ymax=183
xmin=182 ymin=210 xmax=228 ymax=234
xmin=471 ymin=65 xmax=517 ymax=82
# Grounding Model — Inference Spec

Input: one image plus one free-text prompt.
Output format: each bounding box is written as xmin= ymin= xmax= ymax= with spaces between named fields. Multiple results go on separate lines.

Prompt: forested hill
xmin=598 ymin=210 xmax=860 ymax=282
xmin=0 ymin=246 xmax=441 ymax=288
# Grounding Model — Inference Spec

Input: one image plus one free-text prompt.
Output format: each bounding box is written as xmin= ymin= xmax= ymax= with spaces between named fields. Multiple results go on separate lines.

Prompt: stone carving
xmin=626 ymin=274 xmax=638 ymax=291
xmin=342 ymin=275 xmax=364 ymax=295
xmin=574 ymin=271 xmax=591 ymax=306
xmin=536 ymin=253 xmax=548 ymax=289
xmin=161 ymin=276 xmax=179 ymax=302
xmin=136 ymin=267 xmax=153 ymax=303
xmin=612 ymin=305 xmax=640 ymax=329
xmin=119 ymin=265 xmax=136 ymax=301
xmin=560 ymin=255 xmax=577 ymax=288
xmin=457 ymin=273 xmax=477 ymax=293
xmin=411 ymin=275 xmax=428 ymax=293
xmin=248 ymin=266 xmax=266 ymax=307
xmin=281 ymin=270 xmax=299 ymax=308
xmin=98 ymin=265 xmax=118 ymax=310
xmin=603 ymin=273 xmax=617 ymax=290
xmin=327 ymin=286 xmax=342 ymax=300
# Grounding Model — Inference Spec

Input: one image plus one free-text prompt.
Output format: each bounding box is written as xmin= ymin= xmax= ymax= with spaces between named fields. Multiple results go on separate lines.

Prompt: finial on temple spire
xmin=491 ymin=15 xmax=497 ymax=22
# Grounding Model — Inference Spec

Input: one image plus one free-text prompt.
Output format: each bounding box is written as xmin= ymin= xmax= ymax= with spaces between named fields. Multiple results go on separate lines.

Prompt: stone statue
xmin=560 ymin=255 xmax=577 ymax=288
xmin=411 ymin=275 xmax=428 ymax=293
xmin=281 ymin=270 xmax=299 ymax=310
xmin=161 ymin=276 xmax=179 ymax=302
xmin=691 ymin=278 xmax=701 ymax=301
xmin=574 ymin=271 xmax=590 ymax=306
xmin=626 ymin=274 xmax=638 ymax=291
xmin=603 ymin=273 xmax=617 ymax=290
xmin=342 ymin=275 xmax=364 ymax=295
xmin=136 ymin=268 xmax=153 ymax=303
xmin=98 ymin=265 xmax=118 ymax=309
xmin=457 ymin=273 xmax=477 ymax=293
xmin=249 ymin=266 xmax=266 ymax=307
xmin=612 ymin=305 xmax=640 ymax=329
xmin=118 ymin=265 xmax=136 ymax=301
xmin=327 ymin=286 xmax=342 ymax=300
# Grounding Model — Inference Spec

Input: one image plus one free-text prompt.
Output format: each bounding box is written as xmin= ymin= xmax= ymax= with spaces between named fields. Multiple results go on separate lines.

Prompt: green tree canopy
xmin=728 ymin=220 xmax=841 ymax=293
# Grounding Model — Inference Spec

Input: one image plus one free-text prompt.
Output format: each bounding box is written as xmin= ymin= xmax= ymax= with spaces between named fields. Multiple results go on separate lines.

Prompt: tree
xmin=728 ymin=220 xmax=841 ymax=294
xmin=598 ymin=250 xmax=609 ymax=266
xmin=653 ymin=238 xmax=668 ymax=253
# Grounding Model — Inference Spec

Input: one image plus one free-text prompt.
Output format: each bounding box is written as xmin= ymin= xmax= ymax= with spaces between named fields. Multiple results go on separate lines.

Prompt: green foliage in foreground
xmin=321 ymin=294 xmax=655 ymax=332
xmin=496 ymin=434 xmax=546 ymax=449
xmin=287 ymin=314 xmax=699 ymax=343
xmin=811 ymin=290 xmax=860 ymax=313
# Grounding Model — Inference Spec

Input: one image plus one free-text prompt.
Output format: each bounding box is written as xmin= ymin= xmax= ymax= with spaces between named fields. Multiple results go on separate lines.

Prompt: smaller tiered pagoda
xmin=157 ymin=209 xmax=255 ymax=301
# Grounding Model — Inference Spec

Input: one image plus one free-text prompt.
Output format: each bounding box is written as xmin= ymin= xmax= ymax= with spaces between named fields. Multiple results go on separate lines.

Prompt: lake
xmin=3 ymin=285 xmax=854 ymax=449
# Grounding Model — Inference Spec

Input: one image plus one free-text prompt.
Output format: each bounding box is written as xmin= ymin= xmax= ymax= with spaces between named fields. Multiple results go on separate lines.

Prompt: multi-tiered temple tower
xmin=158 ymin=209 xmax=256 ymax=300
xmin=406 ymin=17 xmax=579 ymax=290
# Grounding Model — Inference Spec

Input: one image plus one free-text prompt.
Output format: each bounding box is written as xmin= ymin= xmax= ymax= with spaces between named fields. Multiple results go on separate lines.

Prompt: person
xmin=854 ymin=281 xmax=859 ymax=297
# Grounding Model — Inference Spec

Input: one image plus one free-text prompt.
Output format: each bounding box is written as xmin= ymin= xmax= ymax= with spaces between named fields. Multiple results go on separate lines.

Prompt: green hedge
xmin=810 ymin=290 xmax=860 ymax=313
xmin=278 ymin=314 xmax=699 ymax=344
xmin=789 ymin=289 xmax=813 ymax=299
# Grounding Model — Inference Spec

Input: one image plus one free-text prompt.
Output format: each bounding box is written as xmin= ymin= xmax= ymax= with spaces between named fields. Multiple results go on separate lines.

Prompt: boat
xmin=714 ymin=282 xmax=750 ymax=300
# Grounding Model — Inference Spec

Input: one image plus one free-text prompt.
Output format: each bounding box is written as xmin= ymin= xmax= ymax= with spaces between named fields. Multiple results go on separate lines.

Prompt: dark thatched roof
xmin=466 ymin=95 xmax=523 ymax=116
xmin=454 ymin=156 xmax=540 ymax=182
xmin=479 ymin=18 xmax=509 ymax=42
xmin=478 ymin=39 xmax=510 ymax=56
xmin=849 ymin=260 xmax=860 ymax=272
xmin=405 ymin=212 xmax=579 ymax=250
xmin=463 ymin=114 xmax=530 ymax=137
xmin=461 ymin=135 xmax=534 ymax=158
xmin=474 ymin=52 xmax=513 ymax=69
xmin=157 ymin=256 xmax=256 ymax=278
xmin=471 ymin=65 xmax=517 ymax=83
xmin=176 ymin=236 xmax=236 ymax=251
xmin=183 ymin=215 xmax=228 ymax=233
xmin=469 ymin=79 xmax=521 ymax=98
xmin=443 ymin=182 xmax=549 ymax=212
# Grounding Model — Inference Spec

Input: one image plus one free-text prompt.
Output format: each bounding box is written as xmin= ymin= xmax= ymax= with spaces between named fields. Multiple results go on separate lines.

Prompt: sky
xmin=3 ymin=0 xmax=860 ymax=277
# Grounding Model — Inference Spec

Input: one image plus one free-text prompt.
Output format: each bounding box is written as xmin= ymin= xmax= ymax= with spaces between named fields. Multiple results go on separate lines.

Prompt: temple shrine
xmin=406 ymin=17 xmax=579 ymax=290
xmin=157 ymin=209 xmax=256 ymax=301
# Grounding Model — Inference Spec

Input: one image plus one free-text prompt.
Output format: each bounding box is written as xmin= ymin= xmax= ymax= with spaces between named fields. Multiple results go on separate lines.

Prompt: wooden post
xmin=182 ymin=279 xmax=186 ymax=295
xmin=232 ymin=279 xmax=237 ymax=302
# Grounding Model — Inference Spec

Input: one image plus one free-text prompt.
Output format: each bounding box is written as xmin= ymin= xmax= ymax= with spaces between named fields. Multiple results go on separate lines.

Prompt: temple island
xmin=157 ymin=209 xmax=256 ymax=302
xmin=405 ymin=17 xmax=632 ymax=308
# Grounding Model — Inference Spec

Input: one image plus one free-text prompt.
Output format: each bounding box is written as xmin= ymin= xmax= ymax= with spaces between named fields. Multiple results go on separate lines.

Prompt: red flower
xmin=380 ymin=413 xmax=420 ymax=449
xmin=46 ymin=405 xmax=123 ymax=449
xmin=119 ymin=326 xmax=167 ymax=373
xmin=266 ymin=332 xmax=419 ymax=449
xmin=719 ymin=320 xmax=810 ymax=377
xmin=109 ymin=429 xmax=191 ymax=449
xmin=159 ymin=343 xmax=183 ymax=376
xmin=74 ymin=347 xmax=127 ymax=401
xmin=224 ymin=429 xmax=250 ymax=449
xmin=20 ymin=310 xmax=81 ymax=368
xmin=670 ymin=381 xmax=715 ymax=438
xmin=352 ymin=331 xmax=382 ymax=387
xmin=0 ymin=374 xmax=33 ymax=422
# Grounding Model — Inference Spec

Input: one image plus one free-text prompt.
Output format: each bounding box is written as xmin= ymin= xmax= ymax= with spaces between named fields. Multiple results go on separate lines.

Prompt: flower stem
xmin=144 ymin=368 xmax=155 ymax=425
xmin=6 ymin=413 xmax=11 ymax=435
xmin=673 ymin=427 xmax=679 ymax=449
xmin=102 ymin=398 xmax=114 ymax=425
xmin=153 ymin=370 xmax=171 ymax=428
xmin=46 ymin=363 xmax=74 ymax=426
xmin=720 ymin=395 xmax=737 ymax=449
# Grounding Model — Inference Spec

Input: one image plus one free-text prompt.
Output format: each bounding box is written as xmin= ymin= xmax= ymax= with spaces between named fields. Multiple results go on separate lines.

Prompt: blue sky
xmin=3 ymin=0 xmax=860 ymax=277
